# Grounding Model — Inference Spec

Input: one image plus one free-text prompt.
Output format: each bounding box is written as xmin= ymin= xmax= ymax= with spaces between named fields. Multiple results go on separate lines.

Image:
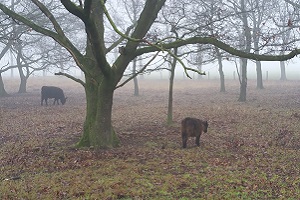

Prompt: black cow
xmin=41 ymin=86 xmax=67 ymax=106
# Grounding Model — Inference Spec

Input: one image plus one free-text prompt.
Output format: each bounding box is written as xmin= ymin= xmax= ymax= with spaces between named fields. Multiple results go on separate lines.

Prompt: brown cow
xmin=181 ymin=117 xmax=208 ymax=148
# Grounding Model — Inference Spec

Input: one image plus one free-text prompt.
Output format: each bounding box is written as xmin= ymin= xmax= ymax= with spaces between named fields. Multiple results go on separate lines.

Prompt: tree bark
xmin=77 ymin=75 xmax=119 ymax=148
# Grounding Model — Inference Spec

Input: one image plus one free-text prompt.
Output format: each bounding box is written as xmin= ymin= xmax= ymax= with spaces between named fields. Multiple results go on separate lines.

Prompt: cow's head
xmin=61 ymin=97 xmax=67 ymax=105
xmin=203 ymin=121 xmax=208 ymax=133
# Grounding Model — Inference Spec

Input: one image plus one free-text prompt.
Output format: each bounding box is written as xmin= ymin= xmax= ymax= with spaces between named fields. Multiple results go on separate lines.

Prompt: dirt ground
xmin=1 ymin=76 xmax=300 ymax=199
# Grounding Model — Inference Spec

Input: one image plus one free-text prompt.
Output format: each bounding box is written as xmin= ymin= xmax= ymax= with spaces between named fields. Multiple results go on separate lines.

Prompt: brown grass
xmin=1 ymin=77 xmax=300 ymax=199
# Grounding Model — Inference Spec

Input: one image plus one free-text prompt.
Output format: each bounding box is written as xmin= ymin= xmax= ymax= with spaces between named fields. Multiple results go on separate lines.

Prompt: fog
xmin=2 ymin=59 xmax=300 ymax=81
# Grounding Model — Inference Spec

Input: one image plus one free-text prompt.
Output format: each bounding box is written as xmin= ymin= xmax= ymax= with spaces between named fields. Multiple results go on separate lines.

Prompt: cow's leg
xmin=195 ymin=135 xmax=200 ymax=147
xmin=54 ymin=98 xmax=60 ymax=105
xmin=182 ymin=133 xmax=188 ymax=148
xmin=45 ymin=98 xmax=48 ymax=106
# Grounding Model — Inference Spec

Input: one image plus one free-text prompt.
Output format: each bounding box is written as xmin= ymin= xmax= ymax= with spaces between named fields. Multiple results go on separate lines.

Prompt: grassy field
xmin=1 ymin=77 xmax=300 ymax=199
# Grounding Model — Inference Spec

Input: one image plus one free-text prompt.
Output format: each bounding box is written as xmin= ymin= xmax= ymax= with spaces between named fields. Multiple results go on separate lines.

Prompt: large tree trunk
xmin=77 ymin=75 xmax=119 ymax=148
xmin=256 ymin=61 xmax=264 ymax=89
xmin=0 ymin=74 xmax=8 ymax=97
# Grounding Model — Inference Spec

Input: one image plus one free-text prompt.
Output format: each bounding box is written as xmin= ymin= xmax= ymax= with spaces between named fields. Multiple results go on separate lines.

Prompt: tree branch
xmin=31 ymin=0 xmax=65 ymax=36
xmin=0 ymin=3 xmax=58 ymax=39
xmin=55 ymin=72 xmax=85 ymax=87
xmin=136 ymin=37 xmax=300 ymax=62
xmin=60 ymin=0 xmax=86 ymax=21
xmin=106 ymin=24 xmax=135 ymax=53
